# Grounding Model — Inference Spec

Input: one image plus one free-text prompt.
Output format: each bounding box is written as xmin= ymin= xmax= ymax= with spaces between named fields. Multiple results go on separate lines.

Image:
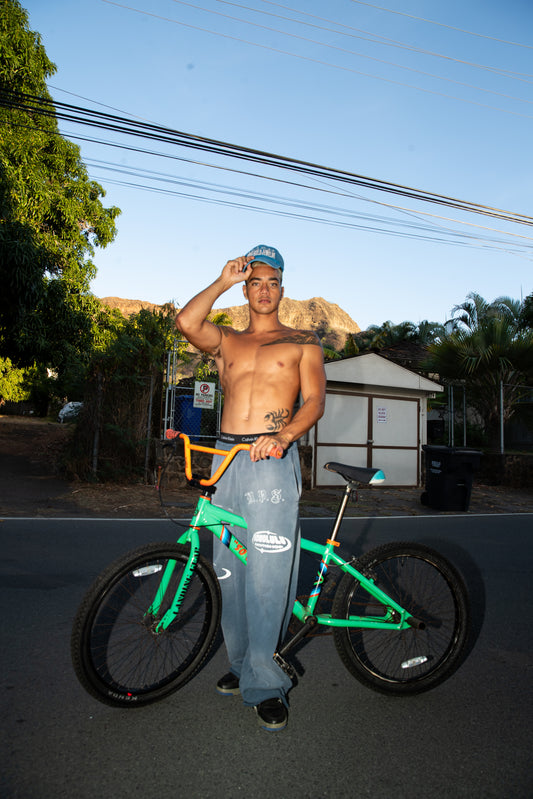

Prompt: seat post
xmin=328 ymin=482 xmax=355 ymax=544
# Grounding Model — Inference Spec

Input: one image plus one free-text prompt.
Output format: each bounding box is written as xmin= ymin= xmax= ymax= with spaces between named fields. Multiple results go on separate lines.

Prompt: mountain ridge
xmin=99 ymin=295 xmax=361 ymax=350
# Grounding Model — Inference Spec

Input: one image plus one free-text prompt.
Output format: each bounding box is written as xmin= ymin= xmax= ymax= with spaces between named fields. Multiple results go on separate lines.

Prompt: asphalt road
xmin=1 ymin=512 xmax=532 ymax=799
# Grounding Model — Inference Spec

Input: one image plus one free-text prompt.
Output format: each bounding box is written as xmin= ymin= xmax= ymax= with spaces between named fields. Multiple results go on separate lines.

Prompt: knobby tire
xmin=332 ymin=542 xmax=470 ymax=695
xmin=71 ymin=542 xmax=221 ymax=707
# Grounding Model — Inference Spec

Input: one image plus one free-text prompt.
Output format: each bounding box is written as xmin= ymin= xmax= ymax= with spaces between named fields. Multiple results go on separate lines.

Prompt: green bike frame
xmin=149 ymin=492 xmax=416 ymax=633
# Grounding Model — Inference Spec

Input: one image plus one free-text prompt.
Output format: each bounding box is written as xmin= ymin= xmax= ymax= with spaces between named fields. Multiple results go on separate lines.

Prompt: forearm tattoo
xmin=264 ymin=408 xmax=290 ymax=431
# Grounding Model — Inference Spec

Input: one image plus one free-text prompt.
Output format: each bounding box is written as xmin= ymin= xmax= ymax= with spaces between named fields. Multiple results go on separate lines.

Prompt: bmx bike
xmin=71 ymin=431 xmax=470 ymax=707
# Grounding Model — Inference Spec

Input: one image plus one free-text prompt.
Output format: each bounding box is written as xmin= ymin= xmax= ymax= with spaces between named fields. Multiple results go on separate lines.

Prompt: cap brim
xmin=250 ymin=257 xmax=283 ymax=272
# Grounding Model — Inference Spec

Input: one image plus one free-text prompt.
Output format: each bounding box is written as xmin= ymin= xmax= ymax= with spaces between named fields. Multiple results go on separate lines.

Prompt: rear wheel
xmin=71 ymin=543 xmax=221 ymax=707
xmin=332 ymin=542 xmax=470 ymax=695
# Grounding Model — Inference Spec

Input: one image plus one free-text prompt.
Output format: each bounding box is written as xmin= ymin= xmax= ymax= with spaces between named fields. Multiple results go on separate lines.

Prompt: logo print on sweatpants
xmin=252 ymin=531 xmax=292 ymax=554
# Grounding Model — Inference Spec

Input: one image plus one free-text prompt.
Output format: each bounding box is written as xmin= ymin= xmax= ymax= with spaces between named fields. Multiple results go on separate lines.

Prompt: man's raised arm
xmin=175 ymin=255 xmax=253 ymax=354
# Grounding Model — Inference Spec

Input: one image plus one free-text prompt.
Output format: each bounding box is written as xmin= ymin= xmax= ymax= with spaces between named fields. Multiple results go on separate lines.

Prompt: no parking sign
xmin=193 ymin=381 xmax=215 ymax=408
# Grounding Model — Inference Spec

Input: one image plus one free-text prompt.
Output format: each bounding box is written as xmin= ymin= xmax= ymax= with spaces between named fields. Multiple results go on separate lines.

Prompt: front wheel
xmin=71 ymin=543 xmax=221 ymax=707
xmin=332 ymin=542 xmax=470 ymax=695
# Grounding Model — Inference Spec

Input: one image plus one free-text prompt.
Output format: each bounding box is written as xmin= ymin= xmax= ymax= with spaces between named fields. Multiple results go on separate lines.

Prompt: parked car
xmin=58 ymin=401 xmax=83 ymax=423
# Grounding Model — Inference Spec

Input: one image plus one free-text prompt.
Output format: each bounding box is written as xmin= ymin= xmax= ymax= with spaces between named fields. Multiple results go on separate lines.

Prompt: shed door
xmin=370 ymin=397 xmax=419 ymax=486
xmin=314 ymin=391 xmax=420 ymax=487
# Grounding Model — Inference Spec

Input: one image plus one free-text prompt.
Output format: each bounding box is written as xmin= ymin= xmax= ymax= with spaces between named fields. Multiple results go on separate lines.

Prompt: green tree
xmin=350 ymin=319 xmax=445 ymax=374
xmin=427 ymin=292 xmax=533 ymax=448
xmin=519 ymin=292 xmax=533 ymax=330
xmin=322 ymin=345 xmax=342 ymax=362
xmin=416 ymin=320 xmax=446 ymax=345
xmin=67 ymin=307 xmax=177 ymax=480
xmin=0 ymin=356 xmax=29 ymax=404
xmin=355 ymin=319 xmax=445 ymax=352
xmin=354 ymin=320 xmax=415 ymax=351
xmin=0 ymin=0 xmax=120 ymax=379
xmin=207 ymin=311 xmax=232 ymax=326
xmin=343 ymin=335 xmax=358 ymax=357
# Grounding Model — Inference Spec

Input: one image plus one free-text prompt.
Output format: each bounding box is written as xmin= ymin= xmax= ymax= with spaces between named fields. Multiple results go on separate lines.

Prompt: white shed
xmin=310 ymin=353 xmax=442 ymax=488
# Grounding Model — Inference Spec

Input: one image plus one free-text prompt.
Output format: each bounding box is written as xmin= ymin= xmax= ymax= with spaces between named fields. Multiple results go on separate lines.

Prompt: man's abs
xmin=217 ymin=341 xmax=302 ymax=434
xmin=214 ymin=326 xmax=320 ymax=434
xmin=220 ymin=381 xmax=299 ymax=434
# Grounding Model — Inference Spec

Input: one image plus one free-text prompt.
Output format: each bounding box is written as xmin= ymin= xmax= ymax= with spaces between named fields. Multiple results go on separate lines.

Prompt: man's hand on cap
xmin=221 ymin=256 xmax=254 ymax=285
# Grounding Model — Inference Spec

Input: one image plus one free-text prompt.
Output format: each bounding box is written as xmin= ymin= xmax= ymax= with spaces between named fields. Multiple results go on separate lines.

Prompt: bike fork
xmin=145 ymin=538 xmax=200 ymax=632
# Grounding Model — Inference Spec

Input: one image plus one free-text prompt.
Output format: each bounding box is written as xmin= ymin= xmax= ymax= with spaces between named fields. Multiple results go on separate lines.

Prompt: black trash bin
xmin=421 ymin=445 xmax=482 ymax=511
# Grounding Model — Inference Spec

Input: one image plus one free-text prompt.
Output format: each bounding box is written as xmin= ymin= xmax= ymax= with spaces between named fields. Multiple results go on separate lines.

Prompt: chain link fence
xmin=162 ymin=345 xmax=222 ymax=442
xmin=162 ymin=383 xmax=223 ymax=442
xmin=427 ymin=382 xmax=533 ymax=453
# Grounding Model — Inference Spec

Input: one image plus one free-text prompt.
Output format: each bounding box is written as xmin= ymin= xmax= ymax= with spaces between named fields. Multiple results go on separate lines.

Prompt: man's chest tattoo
xmin=260 ymin=331 xmax=320 ymax=347
xmin=264 ymin=408 xmax=290 ymax=431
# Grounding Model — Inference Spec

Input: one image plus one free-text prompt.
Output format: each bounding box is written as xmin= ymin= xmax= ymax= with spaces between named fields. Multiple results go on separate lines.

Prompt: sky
xmin=21 ymin=0 xmax=533 ymax=331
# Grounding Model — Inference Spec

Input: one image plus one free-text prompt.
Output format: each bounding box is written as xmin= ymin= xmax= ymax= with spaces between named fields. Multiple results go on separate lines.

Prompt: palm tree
xmin=343 ymin=335 xmax=358 ymax=357
xmin=354 ymin=319 xmax=444 ymax=352
xmin=520 ymin=292 xmax=533 ymax=330
xmin=416 ymin=320 xmax=446 ymax=345
xmin=207 ymin=311 xmax=232 ymax=327
xmin=427 ymin=293 xmax=533 ymax=449
xmin=354 ymin=321 xmax=400 ymax=351
xmin=322 ymin=345 xmax=342 ymax=362
xmin=450 ymin=292 xmax=490 ymax=331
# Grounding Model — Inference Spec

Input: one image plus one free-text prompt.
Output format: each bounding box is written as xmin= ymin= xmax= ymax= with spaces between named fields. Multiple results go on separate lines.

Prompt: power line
xmin=348 ymin=0 xmax=533 ymax=50
xmin=86 ymin=157 xmax=530 ymax=246
xmin=92 ymin=172 xmax=529 ymax=256
xmin=2 ymin=89 xmax=531 ymax=228
xmin=44 ymin=82 xmax=531 ymax=250
xmin=168 ymin=0 xmax=533 ymax=105
xmin=35 ymin=106 xmax=532 ymax=249
xmin=3 ymin=96 xmax=531 ymax=261
xmin=47 ymin=83 xmax=156 ymax=123
xmin=101 ymin=1 xmax=533 ymax=118
xmin=90 ymin=182 xmax=530 ymax=260
xmin=8 ymin=107 xmax=529 ymax=254
xmin=209 ymin=0 xmax=533 ymax=82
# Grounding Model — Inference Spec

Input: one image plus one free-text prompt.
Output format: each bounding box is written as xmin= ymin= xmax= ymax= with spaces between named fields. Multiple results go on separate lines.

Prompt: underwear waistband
xmin=218 ymin=432 xmax=266 ymax=444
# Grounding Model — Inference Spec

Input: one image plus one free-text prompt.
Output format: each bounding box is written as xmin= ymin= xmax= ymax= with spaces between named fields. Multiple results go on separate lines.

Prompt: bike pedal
xmin=273 ymin=652 xmax=296 ymax=680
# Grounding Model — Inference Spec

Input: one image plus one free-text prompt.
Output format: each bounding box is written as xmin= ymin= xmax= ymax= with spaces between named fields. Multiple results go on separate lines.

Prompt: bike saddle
xmin=324 ymin=462 xmax=385 ymax=485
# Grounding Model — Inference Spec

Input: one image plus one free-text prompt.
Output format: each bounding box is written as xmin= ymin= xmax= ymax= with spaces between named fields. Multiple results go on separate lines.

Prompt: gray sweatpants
xmin=211 ymin=440 xmax=302 ymax=707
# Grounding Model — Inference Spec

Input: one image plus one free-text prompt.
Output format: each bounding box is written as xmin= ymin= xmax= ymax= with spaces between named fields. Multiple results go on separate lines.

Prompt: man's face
xmin=243 ymin=264 xmax=284 ymax=312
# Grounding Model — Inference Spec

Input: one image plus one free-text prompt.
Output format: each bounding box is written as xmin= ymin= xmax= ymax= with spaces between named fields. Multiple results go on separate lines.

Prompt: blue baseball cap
xmin=245 ymin=244 xmax=284 ymax=273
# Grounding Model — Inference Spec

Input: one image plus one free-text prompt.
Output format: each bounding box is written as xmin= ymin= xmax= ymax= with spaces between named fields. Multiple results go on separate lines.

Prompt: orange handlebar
xmin=165 ymin=429 xmax=282 ymax=487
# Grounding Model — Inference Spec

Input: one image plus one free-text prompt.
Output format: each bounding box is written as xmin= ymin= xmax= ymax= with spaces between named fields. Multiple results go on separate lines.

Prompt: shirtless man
xmin=175 ymin=245 xmax=326 ymax=730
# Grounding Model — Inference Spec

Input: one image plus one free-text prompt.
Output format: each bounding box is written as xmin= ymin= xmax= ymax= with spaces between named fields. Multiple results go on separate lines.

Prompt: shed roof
xmin=325 ymin=352 xmax=442 ymax=394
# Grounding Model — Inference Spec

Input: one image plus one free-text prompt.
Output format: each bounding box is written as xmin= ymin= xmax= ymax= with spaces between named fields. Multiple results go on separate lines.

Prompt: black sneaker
xmin=216 ymin=672 xmax=240 ymax=696
xmin=255 ymin=698 xmax=288 ymax=731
